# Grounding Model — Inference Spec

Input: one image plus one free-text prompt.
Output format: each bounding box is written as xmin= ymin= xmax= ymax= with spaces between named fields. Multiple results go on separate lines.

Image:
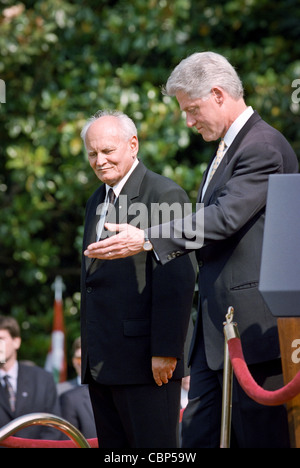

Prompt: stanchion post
xmin=220 ymin=332 xmax=233 ymax=448
xmin=220 ymin=307 xmax=239 ymax=448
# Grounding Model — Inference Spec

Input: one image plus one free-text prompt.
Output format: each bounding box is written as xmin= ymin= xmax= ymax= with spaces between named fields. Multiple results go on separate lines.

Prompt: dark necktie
xmin=3 ymin=375 xmax=16 ymax=412
xmin=106 ymin=188 xmax=116 ymax=217
xmin=107 ymin=187 xmax=116 ymax=205
xmin=88 ymin=188 xmax=116 ymax=274
xmin=96 ymin=188 xmax=116 ymax=241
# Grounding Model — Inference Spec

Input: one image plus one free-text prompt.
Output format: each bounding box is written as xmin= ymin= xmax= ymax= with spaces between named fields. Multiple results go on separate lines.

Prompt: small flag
xmin=45 ymin=276 xmax=67 ymax=383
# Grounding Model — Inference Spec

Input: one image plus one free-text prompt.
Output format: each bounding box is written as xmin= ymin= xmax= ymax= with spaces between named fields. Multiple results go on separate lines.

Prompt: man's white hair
xmin=162 ymin=51 xmax=244 ymax=100
xmin=80 ymin=109 xmax=137 ymax=147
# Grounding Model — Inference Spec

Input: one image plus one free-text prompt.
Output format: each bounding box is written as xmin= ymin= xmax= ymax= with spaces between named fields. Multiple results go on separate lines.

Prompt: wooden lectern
xmin=277 ymin=318 xmax=300 ymax=447
xmin=259 ymin=174 xmax=300 ymax=448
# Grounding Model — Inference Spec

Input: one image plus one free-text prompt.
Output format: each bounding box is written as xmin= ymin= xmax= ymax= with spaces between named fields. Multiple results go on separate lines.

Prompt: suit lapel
xmin=85 ymin=185 xmax=106 ymax=249
xmin=0 ymin=379 xmax=12 ymax=417
xmin=201 ymin=154 xmax=227 ymax=204
xmin=15 ymin=363 xmax=30 ymax=415
xmin=197 ymin=154 xmax=215 ymax=204
xmin=200 ymin=111 xmax=262 ymax=204
xmin=86 ymin=161 xmax=147 ymax=275
xmin=115 ymin=160 xmax=147 ymax=225
xmin=84 ymin=185 xmax=106 ymax=273
xmin=224 ymin=111 xmax=261 ymax=164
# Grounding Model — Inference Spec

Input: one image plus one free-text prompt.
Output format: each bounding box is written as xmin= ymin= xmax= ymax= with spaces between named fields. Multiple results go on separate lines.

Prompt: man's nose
xmin=96 ymin=152 xmax=107 ymax=166
xmin=185 ymin=112 xmax=196 ymax=128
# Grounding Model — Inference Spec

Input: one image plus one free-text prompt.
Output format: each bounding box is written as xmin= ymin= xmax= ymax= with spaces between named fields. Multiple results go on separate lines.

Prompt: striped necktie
xmin=208 ymin=139 xmax=226 ymax=183
xmin=3 ymin=375 xmax=16 ymax=412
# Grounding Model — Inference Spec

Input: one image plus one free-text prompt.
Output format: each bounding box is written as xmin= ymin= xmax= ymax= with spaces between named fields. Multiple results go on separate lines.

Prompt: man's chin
xmin=201 ymin=132 xmax=218 ymax=142
xmin=95 ymin=172 xmax=116 ymax=186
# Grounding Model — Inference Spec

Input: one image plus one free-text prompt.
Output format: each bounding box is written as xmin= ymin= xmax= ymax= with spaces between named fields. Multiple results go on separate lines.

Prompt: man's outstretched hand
xmin=84 ymin=223 xmax=145 ymax=260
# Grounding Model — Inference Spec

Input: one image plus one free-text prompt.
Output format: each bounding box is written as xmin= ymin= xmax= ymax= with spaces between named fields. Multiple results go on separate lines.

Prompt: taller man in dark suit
xmin=80 ymin=110 xmax=196 ymax=448
xmin=86 ymin=53 xmax=299 ymax=448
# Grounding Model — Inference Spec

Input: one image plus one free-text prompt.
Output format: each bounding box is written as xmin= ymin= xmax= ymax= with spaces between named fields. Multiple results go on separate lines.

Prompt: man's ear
xmin=211 ymin=87 xmax=225 ymax=105
xmin=13 ymin=337 xmax=21 ymax=352
xmin=130 ymin=135 xmax=139 ymax=157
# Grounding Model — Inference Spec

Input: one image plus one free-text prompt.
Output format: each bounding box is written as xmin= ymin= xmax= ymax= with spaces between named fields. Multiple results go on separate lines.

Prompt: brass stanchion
xmin=0 ymin=413 xmax=91 ymax=448
xmin=220 ymin=307 xmax=239 ymax=448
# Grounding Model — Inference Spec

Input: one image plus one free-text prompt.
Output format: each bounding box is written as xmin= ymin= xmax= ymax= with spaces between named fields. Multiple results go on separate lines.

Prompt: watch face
xmin=143 ymin=241 xmax=152 ymax=251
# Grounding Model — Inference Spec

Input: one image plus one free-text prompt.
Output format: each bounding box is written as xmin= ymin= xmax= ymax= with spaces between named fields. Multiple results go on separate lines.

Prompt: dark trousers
xmin=89 ymin=379 xmax=181 ymax=448
xmin=182 ymin=334 xmax=290 ymax=448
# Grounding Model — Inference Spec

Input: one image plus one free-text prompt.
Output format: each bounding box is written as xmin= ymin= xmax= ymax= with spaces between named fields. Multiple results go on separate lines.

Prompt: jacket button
xmin=87 ymin=287 xmax=92 ymax=293
xmin=198 ymin=261 xmax=204 ymax=267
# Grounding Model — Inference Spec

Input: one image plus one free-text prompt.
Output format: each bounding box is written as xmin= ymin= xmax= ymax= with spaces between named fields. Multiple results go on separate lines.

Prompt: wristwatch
xmin=143 ymin=233 xmax=153 ymax=251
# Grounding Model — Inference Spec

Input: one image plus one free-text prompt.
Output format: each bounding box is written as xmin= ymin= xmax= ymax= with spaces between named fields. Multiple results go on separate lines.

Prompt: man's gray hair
xmin=80 ymin=109 xmax=138 ymax=146
xmin=162 ymin=51 xmax=244 ymax=100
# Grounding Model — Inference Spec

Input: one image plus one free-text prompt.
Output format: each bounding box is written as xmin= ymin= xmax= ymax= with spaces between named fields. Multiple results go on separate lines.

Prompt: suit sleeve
xmin=148 ymin=140 xmax=284 ymax=265
xmin=149 ymin=185 xmax=197 ymax=358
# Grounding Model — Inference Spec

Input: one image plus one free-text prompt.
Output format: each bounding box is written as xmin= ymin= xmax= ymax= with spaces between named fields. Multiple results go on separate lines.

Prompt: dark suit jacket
xmin=60 ymin=385 xmax=97 ymax=439
xmin=81 ymin=161 xmax=196 ymax=385
xmin=0 ymin=363 xmax=61 ymax=439
xmin=57 ymin=377 xmax=78 ymax=396
xmin=148 ymin=112 xmax=299 ymax=370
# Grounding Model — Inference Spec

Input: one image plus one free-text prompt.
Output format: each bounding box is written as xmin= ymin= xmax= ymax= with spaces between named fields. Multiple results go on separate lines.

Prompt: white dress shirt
xmin=96 ymin=158 xmax=139 ymax=240
xmin=0 ymin=361 xmax=18 ymax=393
xmin=201 ymin=106 xmax=254 ymax=199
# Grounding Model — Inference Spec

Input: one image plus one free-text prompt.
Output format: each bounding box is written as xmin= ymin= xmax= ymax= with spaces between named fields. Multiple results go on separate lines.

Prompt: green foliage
xmin=0 ymin=0 xmax=299 ymax=367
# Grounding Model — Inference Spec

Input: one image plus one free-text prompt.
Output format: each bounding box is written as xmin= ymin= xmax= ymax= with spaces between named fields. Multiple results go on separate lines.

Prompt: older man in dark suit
xmin=87 ymin=53 xmax=299 ymax=448
xmin=80 ymin=110 xmax=196 ymax=448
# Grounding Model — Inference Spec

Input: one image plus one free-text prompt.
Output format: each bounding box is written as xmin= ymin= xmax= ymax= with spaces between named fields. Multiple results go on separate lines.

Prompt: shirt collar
xmin=105 ymin=158 xmax=139 ymax=199
xmin=0 ymin=361 xmax=18 ymax=389
xmin=223 ymin=106 xmax=254 ymax=150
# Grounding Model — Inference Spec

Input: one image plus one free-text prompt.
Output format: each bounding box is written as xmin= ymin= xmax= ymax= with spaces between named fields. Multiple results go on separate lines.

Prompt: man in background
xmin=81 ymin=110 xmax=196 ymax=448
xmin=0 ymin=315 xmax=61 ymax=440
xmin=59 ymin=337 xmax=97 ymax=439
xmin=57 ymin=336 xmax=82 ymax=395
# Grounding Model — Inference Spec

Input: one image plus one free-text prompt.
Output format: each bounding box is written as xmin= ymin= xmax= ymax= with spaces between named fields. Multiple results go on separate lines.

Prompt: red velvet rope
xmin=228 ymin=337 xmax=300 ymax=406
xmin=3 ymin=337 xmax=299 ymax=447
xmin=0 ymin=436 xmax=98 ymax=448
